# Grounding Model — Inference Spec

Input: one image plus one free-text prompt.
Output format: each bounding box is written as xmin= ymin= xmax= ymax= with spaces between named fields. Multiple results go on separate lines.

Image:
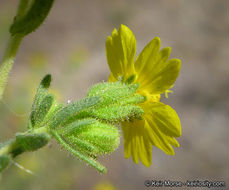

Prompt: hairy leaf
xmin=28 ymin=74 xmax=52 ymax=129
xmin=10 ymin=0 xmax=54 ymax=36
xmin=30 ymin=94 xmax=54 ymax=128
xmin=57 ymin=118 xmax=96 ymax=135
xmin=49 ymin=96 xmax=101 ymax=129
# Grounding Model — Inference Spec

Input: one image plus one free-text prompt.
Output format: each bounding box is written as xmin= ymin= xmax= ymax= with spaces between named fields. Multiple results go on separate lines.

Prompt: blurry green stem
xmin=0 ymin=35 xmax=23 ymax=100
xmin=16 ymin=0 xmax=30 ymax=18
xmin=0 ymin=139 xmax=15 ymax=156
xmin=0 ymin=0 xmax=31 ymax=100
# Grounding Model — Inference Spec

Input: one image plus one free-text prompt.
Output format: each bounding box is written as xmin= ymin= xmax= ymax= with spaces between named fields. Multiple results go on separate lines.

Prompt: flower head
xmin=106 ymin=24 xmax=182 ymax=167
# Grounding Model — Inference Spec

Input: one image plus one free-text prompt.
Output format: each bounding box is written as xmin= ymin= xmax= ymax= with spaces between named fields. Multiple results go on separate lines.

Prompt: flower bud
xmin=64 ymin=120 xmax=120 ymax=156
xmin=87 ymin=82 xmax=139 ymax=105
xmin=85 ymin=82 xmax=145 ymax=123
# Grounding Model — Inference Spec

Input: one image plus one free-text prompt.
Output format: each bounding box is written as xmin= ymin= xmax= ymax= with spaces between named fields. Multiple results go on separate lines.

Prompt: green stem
xmin=16 ymin=0 xmax=30 ymax=18
xmin=0 ymin=0 xmax=31 ymax=100
xmin=0 ymin=35 xmax=23 ymax=100
xmin=0 ymin=126 xmax=49 ymax=172
xmin=0 ymin=126 xmax=49 ymax=157
xmin=0 ymin=139 xmax=16 ymax=156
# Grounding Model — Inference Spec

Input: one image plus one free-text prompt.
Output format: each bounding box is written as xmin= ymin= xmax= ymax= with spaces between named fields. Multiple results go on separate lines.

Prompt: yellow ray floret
xmin=106 ymin=24 xmax=182 ymax=167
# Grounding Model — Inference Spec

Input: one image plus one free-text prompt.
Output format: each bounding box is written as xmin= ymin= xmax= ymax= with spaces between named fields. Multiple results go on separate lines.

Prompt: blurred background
xmin=0 ymin=0 xmax=229 ymax=189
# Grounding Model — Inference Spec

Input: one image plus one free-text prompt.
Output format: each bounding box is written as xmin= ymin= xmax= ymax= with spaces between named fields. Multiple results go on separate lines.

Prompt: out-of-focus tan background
xmin=0 ymin=0 xmax=229 ymax=189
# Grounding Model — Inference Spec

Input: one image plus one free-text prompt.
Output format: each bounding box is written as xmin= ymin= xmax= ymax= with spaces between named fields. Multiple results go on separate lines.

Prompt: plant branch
xmin=0 ymin=35 xmax=23 ymax=100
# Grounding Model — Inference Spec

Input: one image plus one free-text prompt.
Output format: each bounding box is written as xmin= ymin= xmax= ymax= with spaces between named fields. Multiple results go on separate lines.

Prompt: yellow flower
xmin=106 ymin=24 xmax=182 ymax=167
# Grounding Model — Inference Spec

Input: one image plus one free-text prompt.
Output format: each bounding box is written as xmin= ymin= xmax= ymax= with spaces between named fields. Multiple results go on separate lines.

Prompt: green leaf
xmin=32 ymin=74 xmax=51 ymax=109
xmin=120 ymin=94 xmax=146 ymax=105
xmin=57 ymin=118 xmax=96 ymax=135
xmin=0 ymin=155 xmax=11 ymax=172
xmin=91 ymin=105 xmax=144 ymax=122
xmin=60 ymin=119 xmax=120 ymax=156
xmin=87 ymin=82 xmax=139 ymax=106
xmin=41 ymin=101 xmax=63 ymax=125
xmin=30 ymin=94 xmax=54 ymax=128
xmin=15 ymin=132 xmax=51 ymax=152
xmin=10 ymin=0 xmax=55 ymax=36
xmin=72 ymin=121 xmax=120 ymax=155
xmin=51 ymin=130 xmax=107 ymax=173
xmin=68 ymin=82 xmax=146 ymax=123
xmin=65 ymin=136 xmax=99 ymax=156
xmin=28 ymin=74 xmax=52 ymax=129
xmin=49 ymin=96 xmax=101 ymax=129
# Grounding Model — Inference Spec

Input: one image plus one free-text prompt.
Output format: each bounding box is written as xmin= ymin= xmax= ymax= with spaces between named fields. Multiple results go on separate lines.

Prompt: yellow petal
xmin=139 ymin=134 xmax=152 ymax=167
xmin=108 ymin=73 xmax=117 ymax=82
xmin=122 ymin=120 xmax=152 ymax=167
xmin=106 ymin=25 xmax=136 ymax=80
xmin=149 ymin=102 xmax=181 ymax=137
xmin=122 ymin=122 xmax=133 ymax=159
xmin=145 ymin=117 xmax=175 ymax=155
xmin=131 ymin=133 xmax=139 ymax=164
xmin=135 ymin=37 xmax=161 ymax=77
xmin=167 ymin=136 xmax=180 ymax=148
xmin=134 ymin=36 xmax=181 ymax=94
xmin=142 ymin=58 xmax=181 ymax=94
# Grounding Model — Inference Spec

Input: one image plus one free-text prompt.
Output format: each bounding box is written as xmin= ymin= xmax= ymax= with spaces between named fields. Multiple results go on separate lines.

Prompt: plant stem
xmin=0 ymin=126 xmax=49 ymax=157
xmin=0 ymin=0 xmax=30 ymax=100
xmin=16 ymin=0 xmax=30 ymax=18
xmin=0 ymin=35 xmax=23 ymax=100
xmin=0 ymin=139 xmax=16 ymax=156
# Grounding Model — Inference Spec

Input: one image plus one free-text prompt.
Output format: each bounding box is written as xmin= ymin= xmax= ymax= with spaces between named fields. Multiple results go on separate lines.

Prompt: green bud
xmin=83 ymin=82 xmax=145 ymax=123
xmin=10 ymin=76 xmax=147 ymax=174
xmin=52 ymin=117 xmax=120 ymax=173
xmin=51 ymin=130 xmax=108 ymax=173
xmin=66 ymin=136 xmax=100 ymax=156
xmin=87 ymin=82 xmax=139 ymax=106
xmin=92 ymin=105 xmax=144 ymax=123
xmin=121 ymin=94 xmax=146 ymax=105
xmin=64 ymin=120 xmax=120 ymax=155
xmin=0 ymin=155 xmax=11 ymax=172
